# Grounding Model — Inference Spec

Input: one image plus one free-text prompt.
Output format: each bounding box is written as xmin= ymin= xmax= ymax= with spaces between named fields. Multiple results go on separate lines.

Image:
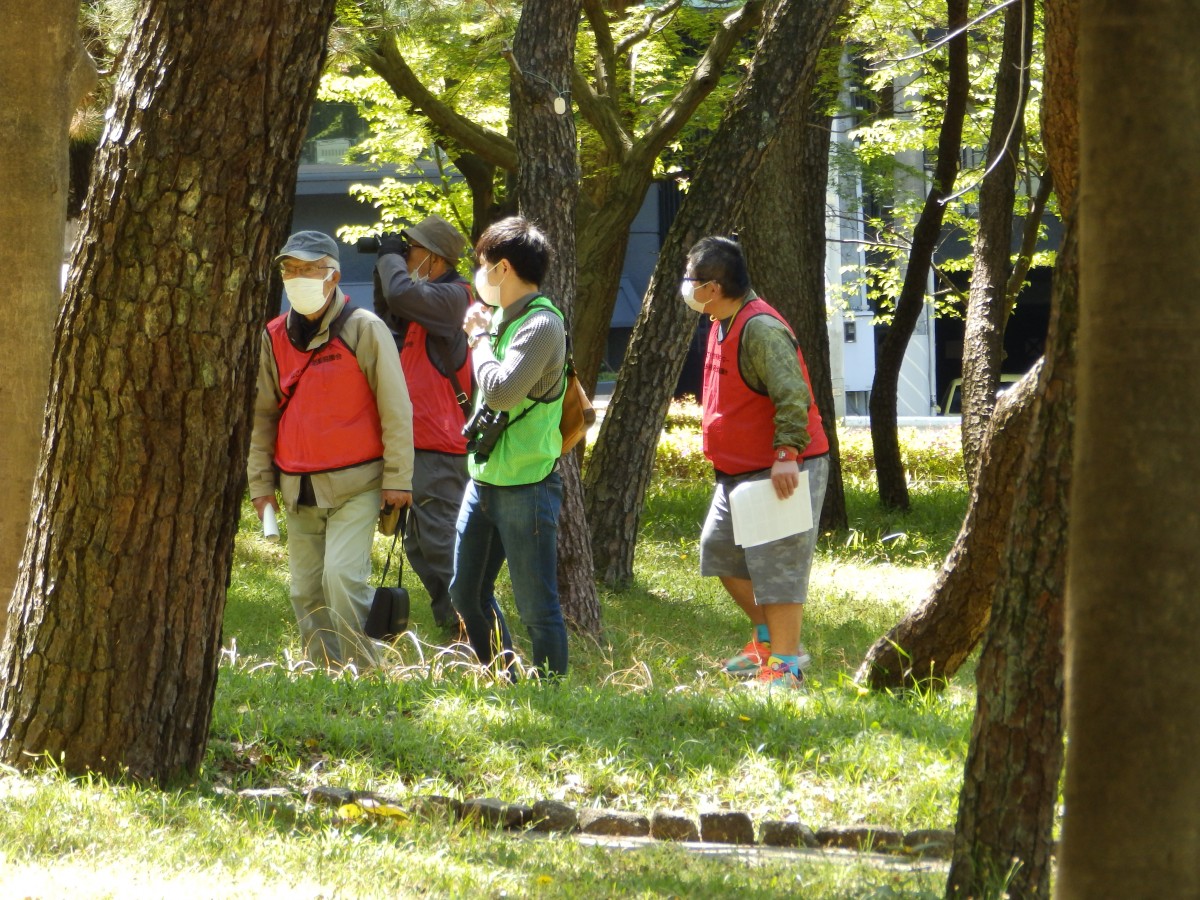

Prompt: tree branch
xmin=615 ymin=0 xmax=685 ymax=56
xmin=1004 ymin=169 xmax=1053 ymax=310
xmin=571 ymin=66 xmax=633 ymax=158
xmin=362 ymin=33 xmax=518 ymax=172
xmin=629 ymin=0 xmax=765 ymax=170
xmin=582 ymin=0 xmax=618 ymax=96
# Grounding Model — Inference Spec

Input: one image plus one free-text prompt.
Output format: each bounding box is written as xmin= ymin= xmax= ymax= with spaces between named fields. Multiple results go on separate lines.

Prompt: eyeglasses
xmin=278 ymin=263 xmax=334 ymax=279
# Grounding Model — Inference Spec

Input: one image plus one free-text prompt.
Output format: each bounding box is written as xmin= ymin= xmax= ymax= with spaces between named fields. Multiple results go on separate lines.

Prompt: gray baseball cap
xmin=276 ymin=230 xmax=340 ymax=263
xmin=403 ymin=215 xmax=467 ymax=263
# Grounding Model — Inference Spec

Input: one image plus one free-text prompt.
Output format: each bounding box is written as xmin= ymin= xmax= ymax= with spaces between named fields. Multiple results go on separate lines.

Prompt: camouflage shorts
xmin=699 ymin=455 xmax=829 ymax=605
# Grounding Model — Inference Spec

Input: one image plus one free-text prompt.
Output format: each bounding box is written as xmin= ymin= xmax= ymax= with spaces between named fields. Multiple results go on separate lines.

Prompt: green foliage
xmin=833 ymin=0 xmax=1055 ymax=321
xmin=324 ymin=0 xmax=750 ymax=233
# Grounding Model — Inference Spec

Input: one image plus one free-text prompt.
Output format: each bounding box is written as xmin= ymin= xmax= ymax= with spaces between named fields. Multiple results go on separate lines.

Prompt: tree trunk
xmin=1059 ymin=4 xmax=1200 ymax=894
xmin=959 ymin=0 xmax=1034 ymax=482
xmin=946 ymin=223 xmax=1075 ymax=899
xmin=0 ymin=2 xmax=94 ymax=633
xmin=585 ymin=0 xmax=848 ymax=586
xmin=741 ymin=96 xmax=847 ymax=531
xmin=856 ymin=365 xmax=1037 ymax=688
xmin=945 ymin=4 xmax=1080 ymax=893
xmin=868 ymin=0 xmax=969 ymax=511
xmin=507 ymin=0 xmax=599 ymax=637
xmin=0 ymin=0 xmax=336 ymax=783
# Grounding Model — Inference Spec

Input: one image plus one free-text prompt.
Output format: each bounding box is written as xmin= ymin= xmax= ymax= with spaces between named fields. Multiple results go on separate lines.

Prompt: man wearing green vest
xmin=451 ymin=216 xmax=569 ymax=677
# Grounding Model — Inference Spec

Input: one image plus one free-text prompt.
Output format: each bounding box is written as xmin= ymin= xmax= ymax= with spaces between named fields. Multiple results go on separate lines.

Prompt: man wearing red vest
xmin=684 ymin=236 xmax=830 ymax=690
xmin=248 ymin=231 xmax=414 ymax=669
xmin=372 ymin=214 xmax=473 ymax=632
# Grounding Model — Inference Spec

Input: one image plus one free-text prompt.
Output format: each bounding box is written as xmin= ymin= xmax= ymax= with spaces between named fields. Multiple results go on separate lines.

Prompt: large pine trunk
xmin=1059 ymin=3 xmax=1200 ymax=894
xmin=946 ymin=224 xmax=1075 ymax=898
xmin=959 ymin=0 xmax=1034 ymax=482
xmin=0 ymin=2 xmax=93 ymax=632
xmin=0 ymin=0 xmax=336 ymax=782
xmin=742 ymin=95 xmax=847 ymax=531
xmin=868 ymin=0 xmax=969 ymax=511
xmin=585 ymin=0 xmax=848 ymax=587
xmin=508 ymin=0 xmax=600 ymax=636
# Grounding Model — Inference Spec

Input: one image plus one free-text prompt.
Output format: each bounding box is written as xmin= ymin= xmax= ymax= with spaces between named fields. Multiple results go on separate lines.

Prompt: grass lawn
xmin=0 ymin=424 xmax=973 ymax=899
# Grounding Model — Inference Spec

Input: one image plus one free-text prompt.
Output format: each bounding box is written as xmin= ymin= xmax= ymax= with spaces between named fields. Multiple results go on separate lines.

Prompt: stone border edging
xmin=280 ymin=786 xmax=954 ymax=859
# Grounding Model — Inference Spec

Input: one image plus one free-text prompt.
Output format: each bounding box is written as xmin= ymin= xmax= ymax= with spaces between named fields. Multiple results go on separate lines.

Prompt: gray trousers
xmin=405 ymin=450 xmax=470 ymax=626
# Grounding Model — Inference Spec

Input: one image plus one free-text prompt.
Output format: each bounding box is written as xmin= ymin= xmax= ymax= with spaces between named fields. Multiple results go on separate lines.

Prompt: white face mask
xmin=474 ymin=261 xmax=506 ymax=307
xmin=284 ymin=270 xmax=333 ymax=316
xmin=410 ymin=254 xmax=430 ymax=284
xmin=681 ymin=279 xmax=711 ymax=313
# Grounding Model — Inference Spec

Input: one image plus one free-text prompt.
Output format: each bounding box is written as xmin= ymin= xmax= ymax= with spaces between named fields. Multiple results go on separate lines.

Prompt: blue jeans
xmin=450 ymin=472 xmax=568 ymax=677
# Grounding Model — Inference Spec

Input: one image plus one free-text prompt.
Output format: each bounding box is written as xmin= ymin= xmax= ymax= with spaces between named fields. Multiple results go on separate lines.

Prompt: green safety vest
xmin=468 ymin=296 xmax=566 ymax=485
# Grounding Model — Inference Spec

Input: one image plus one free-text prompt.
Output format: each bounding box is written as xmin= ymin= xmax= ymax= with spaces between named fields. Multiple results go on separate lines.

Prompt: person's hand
xmin=463 ymin=302 xmax=491 ymax=336
xmin=382 ymin=489 xmax=413 ymax=510
xmin=252 ymin=494 xmax=279 ymax=520
xmin=377 ymin=233 xmax=410 ymax=258
xmin=770 ymin=459 xmax=800 ymax=500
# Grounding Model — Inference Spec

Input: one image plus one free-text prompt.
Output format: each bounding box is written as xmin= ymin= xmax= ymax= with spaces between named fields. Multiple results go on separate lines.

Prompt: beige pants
xmin=287 ymin=488 xmax=381 ymax=669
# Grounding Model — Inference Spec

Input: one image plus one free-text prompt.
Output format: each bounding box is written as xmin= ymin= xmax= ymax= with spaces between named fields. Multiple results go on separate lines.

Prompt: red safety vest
xmin=702 ymin=298 xmax=828 ymax=475
xmin=400 ymin=282 xmax=473 ymax=454
xmin=268 ymin=304 xmax=385 ymax=474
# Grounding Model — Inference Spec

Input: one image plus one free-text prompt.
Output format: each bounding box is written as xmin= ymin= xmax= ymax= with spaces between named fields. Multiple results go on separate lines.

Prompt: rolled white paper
xmin=262 ymin=504 xmax=280 ymax=543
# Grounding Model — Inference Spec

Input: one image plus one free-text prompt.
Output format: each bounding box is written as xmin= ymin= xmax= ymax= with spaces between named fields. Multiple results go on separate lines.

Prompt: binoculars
xmin=462 ymin=405 xmax=510 ymax=460
xmin=356 ymin=233 xmax=409 ymax=255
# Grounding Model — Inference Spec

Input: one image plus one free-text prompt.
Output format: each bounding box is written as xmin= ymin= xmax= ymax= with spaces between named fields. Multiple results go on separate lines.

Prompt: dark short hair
xmin=474 ymin=216 xmax=552 ymax=285
xmin=686 ymin=235 xmax=750 ymax=299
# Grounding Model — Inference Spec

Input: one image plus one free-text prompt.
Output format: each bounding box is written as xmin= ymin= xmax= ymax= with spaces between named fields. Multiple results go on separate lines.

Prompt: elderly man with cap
xmin=372 ymin=214 xmax=473 ymax=633
xmin=248 ymin=230 xmax=414 ymax=669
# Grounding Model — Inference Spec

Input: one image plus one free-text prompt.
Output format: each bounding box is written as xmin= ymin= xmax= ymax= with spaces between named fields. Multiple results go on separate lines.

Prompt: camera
xmin=356 ymin=233 xmax=409 ymax=255
xmin=462 ymin=405 xmax=510 ymax=460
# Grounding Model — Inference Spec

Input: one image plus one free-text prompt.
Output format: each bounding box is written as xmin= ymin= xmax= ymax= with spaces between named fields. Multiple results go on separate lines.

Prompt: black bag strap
xmin=431 ymin=335 xmax=474 ymax=420
xmin=379 ymin=508 xmax=408 ymax=588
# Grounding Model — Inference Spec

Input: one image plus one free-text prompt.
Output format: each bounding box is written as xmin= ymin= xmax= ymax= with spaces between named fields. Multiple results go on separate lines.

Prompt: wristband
xmin=774 ymin=446 xmax=799 ymax=462
xmin=468 ymin=330 xmax=488 ymax=349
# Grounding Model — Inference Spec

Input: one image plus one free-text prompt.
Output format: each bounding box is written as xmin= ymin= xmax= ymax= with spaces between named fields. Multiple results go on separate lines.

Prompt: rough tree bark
xmin=868 ymin=0 xmax=968 ymax=511
xmin=0 ymin=0 xmax=337 ymax=782
xmin=855 ymin=364 xmax=1038 ymax=688
xmin=1059 ymin=3 xmax=1200 ymax=894
xmin=741 ymin=91 xmax=847 ymax=531
xmin=959 ymin=0 xmax=1034 ymax=482
xmin=585 ymin=0 xmax=848 ymax=586
xmin=946 ymin=2 xmax=1080 ymax=894
xmin=0 ymin=2 xmax=95 ymax=633
xmin=946 ymin=223 xmax=1075 ymax=898
xmin=506 ymin=0 xmax=599 ymax=636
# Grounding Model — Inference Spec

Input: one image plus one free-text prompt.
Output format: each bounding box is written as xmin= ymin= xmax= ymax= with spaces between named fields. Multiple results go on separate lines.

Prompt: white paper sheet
xmin=729 ymin=472 xmax=812 ymax=548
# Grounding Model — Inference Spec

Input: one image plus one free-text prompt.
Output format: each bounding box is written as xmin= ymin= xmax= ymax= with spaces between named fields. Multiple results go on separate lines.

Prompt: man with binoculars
xmin=451 ymin=216 xmax=569 ymax=679
xmin=371 ymin=214 xmax=473 ymax=633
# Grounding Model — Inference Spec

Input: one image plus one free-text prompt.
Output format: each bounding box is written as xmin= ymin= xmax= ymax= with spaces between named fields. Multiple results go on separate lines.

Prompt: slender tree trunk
xmin=856 ymin=365 xmax=1037 ymax=688
xmin=947 ymin=224 xmax=1075 ymax=899
xmin=508 ymin=0 xmax=599 ymax=636
xmin=946 ymin=5 xmax=1080 ymax=893
xmin=742 ymin=94 xmax=847 ymax=531
xmin=1059 ymin=4 xmax=1200 ymax=894
xmin=0 ymin=2 xmax=94 ymax=632
xmin=960 ymin=0 xmax=1034 ymax=482
xmin=868 ymin=0 xmax=969 ymax=511
xmin=0 ymin=0 xmax=336 ymax=782
xmin=585 ymin=0 xmax=848 ymax=586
